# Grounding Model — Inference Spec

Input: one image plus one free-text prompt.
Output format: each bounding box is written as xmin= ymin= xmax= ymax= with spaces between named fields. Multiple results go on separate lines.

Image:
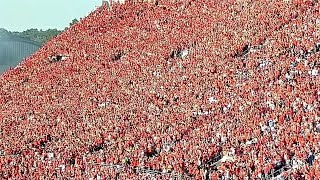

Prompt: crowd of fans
xmin=0 ymin=0 xmax=320 ymax=179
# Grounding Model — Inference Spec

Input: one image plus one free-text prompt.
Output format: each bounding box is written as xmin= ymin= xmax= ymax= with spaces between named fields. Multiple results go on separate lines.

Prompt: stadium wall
xmin=0 ymin=36 xmax=41 ymax=73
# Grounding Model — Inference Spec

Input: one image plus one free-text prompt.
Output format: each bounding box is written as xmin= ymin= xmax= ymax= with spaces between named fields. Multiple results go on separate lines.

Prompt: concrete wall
xmin=0 ymin=38 xmax=41 ymax=74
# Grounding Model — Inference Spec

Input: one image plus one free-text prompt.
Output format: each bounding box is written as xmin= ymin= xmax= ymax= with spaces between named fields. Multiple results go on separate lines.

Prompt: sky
xmin=0 ymin=0 xmax=102 ymax=32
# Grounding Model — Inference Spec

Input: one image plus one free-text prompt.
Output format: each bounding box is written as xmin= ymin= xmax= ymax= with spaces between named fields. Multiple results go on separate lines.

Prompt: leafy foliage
xmin=0 ymin=28 xmax=10 ymax=37
xmin=3 ymin=18 xmax=79 ymax=44
xmin=69 ymin=18 xmax=79 ymax=27
xmin=11 ymin=28 xmax=62 ymax=44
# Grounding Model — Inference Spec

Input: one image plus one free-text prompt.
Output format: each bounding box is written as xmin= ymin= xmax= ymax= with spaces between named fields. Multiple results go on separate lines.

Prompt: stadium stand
xmin=0 ymin=0 xmax=320 ymax=179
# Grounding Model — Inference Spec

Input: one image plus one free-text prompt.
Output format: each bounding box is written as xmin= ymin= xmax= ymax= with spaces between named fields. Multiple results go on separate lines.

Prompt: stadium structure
xmin=0 ymin=0 xmax=320 ymax=179
xmin=0 ymin=34 xmax=41 ymax=74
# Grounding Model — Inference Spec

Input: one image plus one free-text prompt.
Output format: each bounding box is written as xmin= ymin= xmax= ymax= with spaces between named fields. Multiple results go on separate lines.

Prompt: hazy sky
xmin=0 ymin=0 xmax=102 ymax=32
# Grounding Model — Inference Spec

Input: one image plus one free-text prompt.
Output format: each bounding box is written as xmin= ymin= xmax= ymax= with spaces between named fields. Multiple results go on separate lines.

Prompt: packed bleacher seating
xmin=0 ymin=0 xmax=320 ymax=179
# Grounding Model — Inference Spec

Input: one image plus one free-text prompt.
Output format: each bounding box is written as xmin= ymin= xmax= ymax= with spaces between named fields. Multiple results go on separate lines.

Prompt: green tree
xmin=0 ymin=28 xmax=10 ymax=37
xmin=41 ymin=29 xmax=62 ymax=43
xmin=11 ymin=28 xmax=62 ymax=44
xmin=69 ymin=18 xmax=79 ymax=27
xmin=4 ymin=18 xmax=79 ymax=44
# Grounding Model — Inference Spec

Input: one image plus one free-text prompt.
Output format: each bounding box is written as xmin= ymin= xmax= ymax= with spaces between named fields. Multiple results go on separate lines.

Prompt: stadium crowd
xmin=0 ymin=0 xmax=320 ymax=179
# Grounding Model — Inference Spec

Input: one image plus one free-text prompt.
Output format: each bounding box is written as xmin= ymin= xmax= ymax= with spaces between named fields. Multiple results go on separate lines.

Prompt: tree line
xmin=0 ymin=18 xmax=79 ymax=44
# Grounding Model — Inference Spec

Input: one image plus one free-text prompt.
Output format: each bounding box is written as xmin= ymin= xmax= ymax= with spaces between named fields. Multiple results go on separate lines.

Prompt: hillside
xmin=0 ymin=0 xmax=319 ymax=179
